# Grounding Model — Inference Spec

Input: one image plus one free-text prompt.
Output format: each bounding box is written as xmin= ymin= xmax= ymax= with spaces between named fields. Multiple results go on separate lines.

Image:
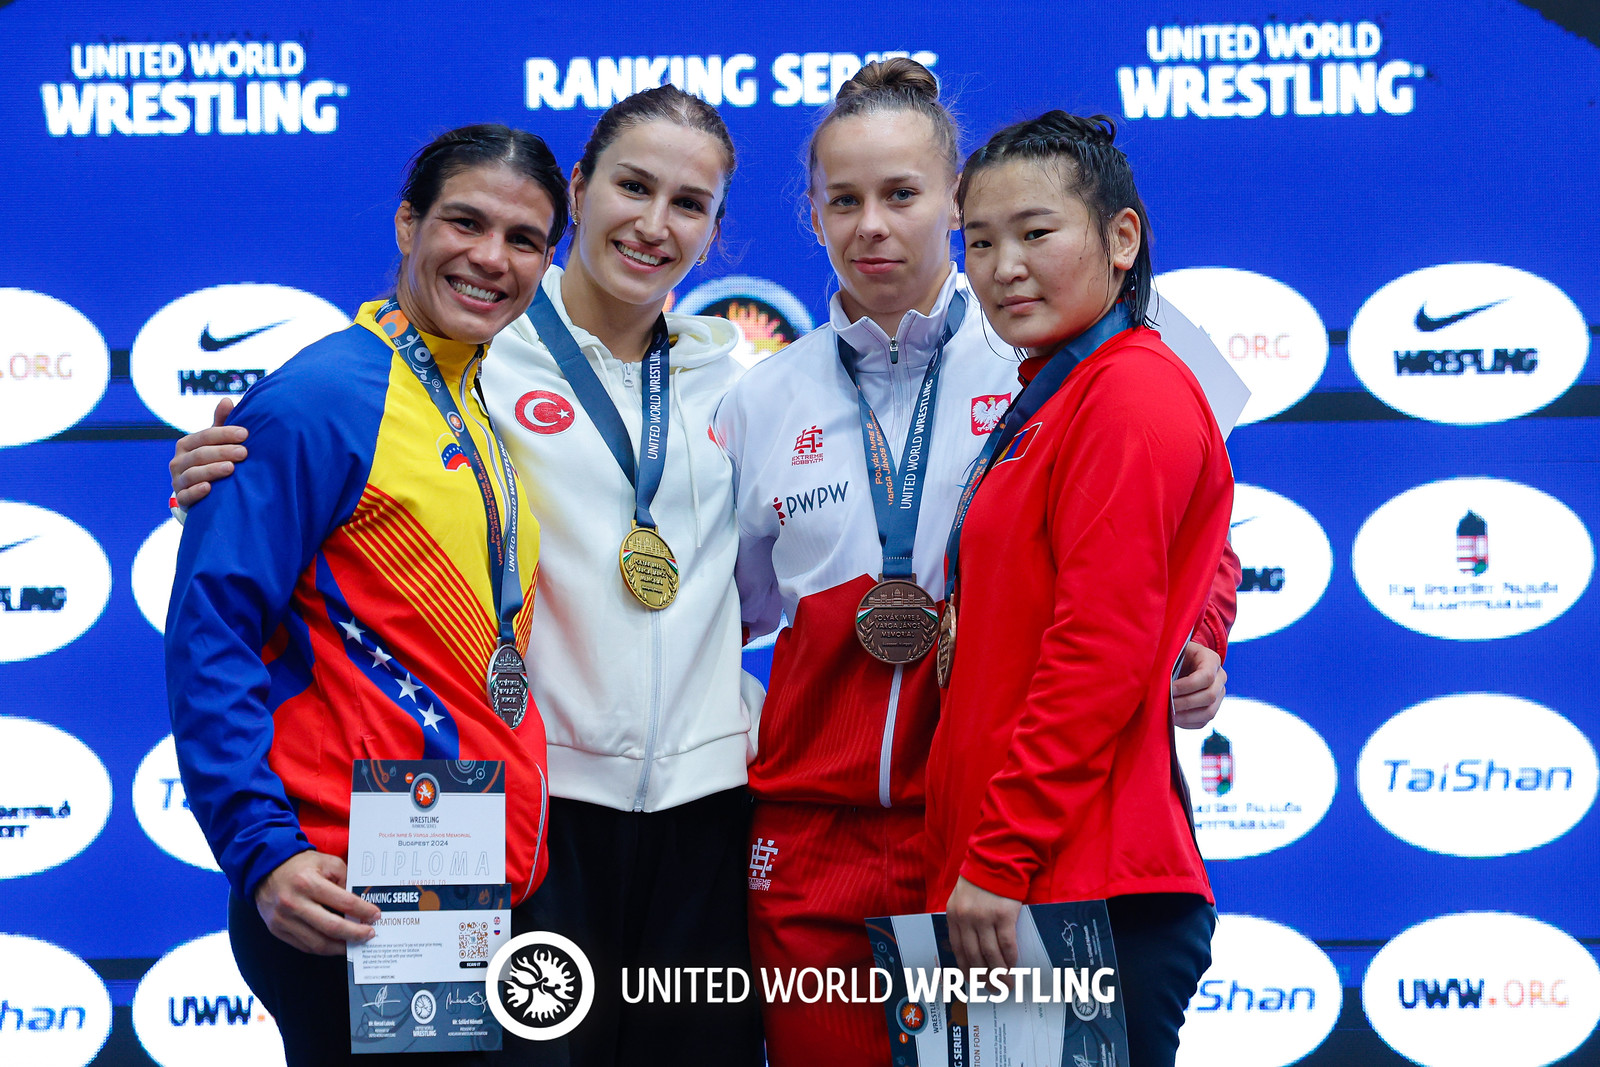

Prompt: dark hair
xmin=807 ymin=57 xmax=961 ymax=189
xmin=958 ymin=111 xmax=1154 ymax=326
xmin=400 ymin=123 xmax=569 ymax=247
xmin=575 ymin=84 xmax=737 ymax=220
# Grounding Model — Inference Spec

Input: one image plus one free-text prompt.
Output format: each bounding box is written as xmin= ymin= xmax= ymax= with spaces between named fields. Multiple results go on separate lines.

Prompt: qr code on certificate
xmin=458 ymin=921 xmax=489 ymax=961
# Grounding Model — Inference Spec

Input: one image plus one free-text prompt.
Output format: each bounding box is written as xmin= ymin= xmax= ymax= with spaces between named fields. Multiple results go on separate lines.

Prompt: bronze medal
xmin=486 ymin=642 xmax=529 ymax=729
xmin=855 ymin=579 xmax=939 ymax=664
xmin=619 ymin=523 xmax=679 ymax=610
xmin=936 ymin=593 xmax=957 ymax=688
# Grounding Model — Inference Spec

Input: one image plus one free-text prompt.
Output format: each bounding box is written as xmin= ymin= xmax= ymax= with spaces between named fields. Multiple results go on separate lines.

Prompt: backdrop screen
xmin=1 ymin=1 xmax=1596 ymax=1064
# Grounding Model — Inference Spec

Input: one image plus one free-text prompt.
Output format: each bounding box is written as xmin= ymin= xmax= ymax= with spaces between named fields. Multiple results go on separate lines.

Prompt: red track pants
xmin=747 ymin=801 xmax=926 ymax=1067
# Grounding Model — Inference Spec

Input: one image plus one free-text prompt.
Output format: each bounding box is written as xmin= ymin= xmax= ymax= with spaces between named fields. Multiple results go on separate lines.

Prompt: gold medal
xmin=619 ymin=523 xmax=679 ymax=609
xmin=855 ymin=579 xmax=939 ymax=664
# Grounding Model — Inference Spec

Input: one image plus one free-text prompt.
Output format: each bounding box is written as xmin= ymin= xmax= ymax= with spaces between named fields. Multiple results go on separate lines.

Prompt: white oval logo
xmin=1177 ymin=698 xmax=1337 ymax=860
xmin=1363 ymin=912 xmax=1600 ymax=1067
xmin=0 ymin=289 xmax=111 ymax=447
xmin=0 ymin=500 xmax=113 ymax=662
xmin=0 ymin=717 xmax=114 ymax=878
xmin=130 ymin=284 xmax=348 ymax=432
xmin=1348 ymin=264 xmax=1590 ymax=425
xmin=1352 ymin=477 xmax=1593 ymax=640
xmin=132 ymin=734 xmax=221 ymax=873
xmin=0 ymin=934 xmax=112 ymax=1066
xmin=132 ymin=518 xmax=184 ymax=634
xmin=1153 ymin=268 xmax=1328 ymax=425
xmin=1358 ymin=694 xmax=1598 ymax=858
xmin=1178 ymin=915 xmax=1341 ymax=1067
xmin=133 ymin=931 xmax=285 ymax=1067
xmin=1229 ymin=484 xmax=1333 ymax=642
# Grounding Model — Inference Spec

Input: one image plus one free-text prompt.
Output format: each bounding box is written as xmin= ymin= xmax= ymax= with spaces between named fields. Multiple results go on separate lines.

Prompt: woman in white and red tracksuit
xmin=714 ymin=62 xmax=1240 ymax=1066
xmin=928 ymin=111 xmax=1234 ymax=1067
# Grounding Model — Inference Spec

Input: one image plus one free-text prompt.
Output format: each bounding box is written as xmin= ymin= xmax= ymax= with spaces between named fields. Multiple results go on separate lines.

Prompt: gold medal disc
xmin=619 ymin=524 xmax=679 ymax=610
xmin=935 ymin=595 xmax=957 ymax=688
xmin=855 ymin=579 xmax=939 ymax=664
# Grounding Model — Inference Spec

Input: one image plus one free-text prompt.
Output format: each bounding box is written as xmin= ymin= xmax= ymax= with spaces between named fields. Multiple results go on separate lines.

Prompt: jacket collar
xmin=829 ymin=265 xmax=961 ymax=374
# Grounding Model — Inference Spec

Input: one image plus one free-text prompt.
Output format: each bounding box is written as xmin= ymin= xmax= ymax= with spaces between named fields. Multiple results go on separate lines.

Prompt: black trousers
xmin=1107 ymin=892 xmax=1217 ymax=1067
xmin=515 ymin=789 xmax=764 ymax=1067
xmin=229 ymin=890 xmax=569 ymax=1067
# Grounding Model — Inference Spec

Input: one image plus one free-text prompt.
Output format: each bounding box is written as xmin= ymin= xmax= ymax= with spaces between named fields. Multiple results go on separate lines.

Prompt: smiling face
xmin=567 ymin=119 xmax=729 ymax=310
xmin=809 ymin=111 xmax=959 ymax=330
xmin=960 ymin=160 xmax=1139 ymax=357
xmin=393 ymin=164 xmax=557 ymax=345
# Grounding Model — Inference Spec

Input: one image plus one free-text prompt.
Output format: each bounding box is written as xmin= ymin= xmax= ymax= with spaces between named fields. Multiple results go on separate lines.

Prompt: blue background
xmin=0 ymin=1 xmax=1596 ymax=1063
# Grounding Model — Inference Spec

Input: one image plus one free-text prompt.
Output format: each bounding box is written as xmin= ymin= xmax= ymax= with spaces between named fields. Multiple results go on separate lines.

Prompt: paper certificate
xmin=867 ymin=900 xmax=1130 ymax=1067
xmin=347 ymin=884 xmax=510 ymax=1053
xmin=346 ymin=760 xmax=509 ymax=1055
xmin=345 ymin=759 xmax=506 ymax=885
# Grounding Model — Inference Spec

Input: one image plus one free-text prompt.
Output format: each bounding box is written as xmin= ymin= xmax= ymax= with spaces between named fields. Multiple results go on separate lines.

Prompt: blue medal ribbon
xmin=377 ymin=301 xmax=523 ymax=652
xmin=524 ymin=288 xmax=671 ymax=531
xmin=837 ymin=292 xmax=967 ymax=581
xmin=943 ymin=302 xmax=1134 ymax=593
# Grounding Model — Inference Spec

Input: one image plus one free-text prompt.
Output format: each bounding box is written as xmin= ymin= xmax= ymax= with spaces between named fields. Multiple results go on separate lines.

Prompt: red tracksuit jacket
xmin=925 ymin=325 xmax=1234 ymax=907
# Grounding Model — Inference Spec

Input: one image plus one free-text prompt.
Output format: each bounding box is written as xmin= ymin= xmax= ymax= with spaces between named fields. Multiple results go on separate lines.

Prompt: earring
xmin=570 ymin=213 xmax=580 ymax=228
xmin=696 ymin=251 xmax=708 ymax=266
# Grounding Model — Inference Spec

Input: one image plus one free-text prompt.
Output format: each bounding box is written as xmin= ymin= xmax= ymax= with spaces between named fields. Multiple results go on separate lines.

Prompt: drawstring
xmin=671 ymin=369 xmax=704 ymax=548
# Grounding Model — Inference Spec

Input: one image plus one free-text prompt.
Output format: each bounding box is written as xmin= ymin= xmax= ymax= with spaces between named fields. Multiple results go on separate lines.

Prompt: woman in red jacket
xmin=928 ymin=111 xmax=1234 ymax=1067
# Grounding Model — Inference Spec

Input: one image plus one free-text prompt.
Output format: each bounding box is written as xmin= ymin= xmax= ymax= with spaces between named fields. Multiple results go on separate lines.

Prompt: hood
xmin=507 ymin=265 xmax=739 ymax=371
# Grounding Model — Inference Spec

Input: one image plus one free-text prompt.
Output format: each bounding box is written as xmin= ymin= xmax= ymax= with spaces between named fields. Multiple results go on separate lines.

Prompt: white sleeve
xmin=712 ymin=387 xmax=784 ymax=641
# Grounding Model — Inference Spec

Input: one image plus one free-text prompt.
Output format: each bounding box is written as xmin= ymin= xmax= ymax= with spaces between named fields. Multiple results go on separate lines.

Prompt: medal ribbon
xmin=377 ymin=300 xmax=523 ymax=652
xmin=525 ymin=287 xmax=671 ymax=531
xmin=943 ymin=302 xmax=1134 ymax=593
xmin=837 ymin=292 xmax=967 ymax=581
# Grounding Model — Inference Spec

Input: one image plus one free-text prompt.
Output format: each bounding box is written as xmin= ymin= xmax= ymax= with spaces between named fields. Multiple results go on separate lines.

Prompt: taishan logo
xmin=1357 ymin=693 xmax=1598 ymax=858
xmin=1118 ymin=21 xmax=1423 ymax=120
xmin=0 ymin=935 xmax=112 ymax=1066
xmin=791 ymin=425 xmax=824 ymax=465
xmin=42 ymin=40 xmax=348 ymax=137
xmin=1179 ymin=916 xmax=1341 ymax=1066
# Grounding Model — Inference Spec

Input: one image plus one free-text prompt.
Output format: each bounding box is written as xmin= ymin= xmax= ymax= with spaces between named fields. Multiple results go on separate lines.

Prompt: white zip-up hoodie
xmin=482 ymin=266 xmax=752 ymax=812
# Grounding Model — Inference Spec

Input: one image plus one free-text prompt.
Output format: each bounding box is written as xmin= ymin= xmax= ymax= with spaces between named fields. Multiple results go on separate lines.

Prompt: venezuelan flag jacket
xmin=166 ymin=302 xmax=548 ymax=905
xmin=715 ymin=269 xmax=1239 ymax=811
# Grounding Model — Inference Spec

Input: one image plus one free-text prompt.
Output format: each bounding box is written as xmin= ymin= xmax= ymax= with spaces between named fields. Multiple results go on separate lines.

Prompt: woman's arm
xmin=165 ymin=343 xmax=379 ymax=950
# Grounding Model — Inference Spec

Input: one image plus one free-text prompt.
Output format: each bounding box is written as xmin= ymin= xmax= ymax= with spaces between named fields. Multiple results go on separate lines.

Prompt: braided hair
xmin=958 ymin=112 xmax=1154 ymax=326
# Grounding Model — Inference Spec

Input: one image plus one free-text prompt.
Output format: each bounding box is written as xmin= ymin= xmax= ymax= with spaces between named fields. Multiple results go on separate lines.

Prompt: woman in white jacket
xmin=169 ymin=85 xmax=762 ymax=1066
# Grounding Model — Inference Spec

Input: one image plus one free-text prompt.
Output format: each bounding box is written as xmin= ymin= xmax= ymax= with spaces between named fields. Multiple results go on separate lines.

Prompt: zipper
xmin=878 ymin=665 xmax=905 ymax=808
xmin=888 ymin=336 xmax=899 ymax=365
xmin=632 ymin=607 xmax=665 ymax=810
xmin=621 ymin=359 xmax=635 ymax=388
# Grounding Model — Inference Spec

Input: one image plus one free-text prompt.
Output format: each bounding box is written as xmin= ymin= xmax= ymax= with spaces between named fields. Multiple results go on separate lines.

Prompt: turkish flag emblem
xmin=515 ymin=390 xmax=576 ymax=435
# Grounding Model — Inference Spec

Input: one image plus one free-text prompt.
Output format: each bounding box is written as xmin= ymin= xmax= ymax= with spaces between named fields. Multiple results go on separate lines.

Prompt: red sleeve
xmin=1192 ymin=540 xmax=1240 ymax=662
xmin=959 ymin=354 xmax=1215 ymax=901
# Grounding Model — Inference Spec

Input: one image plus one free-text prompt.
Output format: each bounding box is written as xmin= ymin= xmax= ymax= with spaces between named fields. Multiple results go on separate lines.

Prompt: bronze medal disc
xmin=855 ymin=579 xmax=939 ymax=664
xmin=619 ymin=525 xmax=679 ymax=610
xmin=935 ymin=596 xmax=957 ymax=688
xmin=487 ymin=643 xmax=529 ymax=729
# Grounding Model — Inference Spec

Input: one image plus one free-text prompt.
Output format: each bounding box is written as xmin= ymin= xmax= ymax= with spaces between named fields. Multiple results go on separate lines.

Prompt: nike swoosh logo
xmin=1414 ymin=300 xmax=1505 ymax=333
xmin=200 ymin=320 xmax=289 ymax=352
xmin=0 ymin=536 xmax=37 ymax=556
